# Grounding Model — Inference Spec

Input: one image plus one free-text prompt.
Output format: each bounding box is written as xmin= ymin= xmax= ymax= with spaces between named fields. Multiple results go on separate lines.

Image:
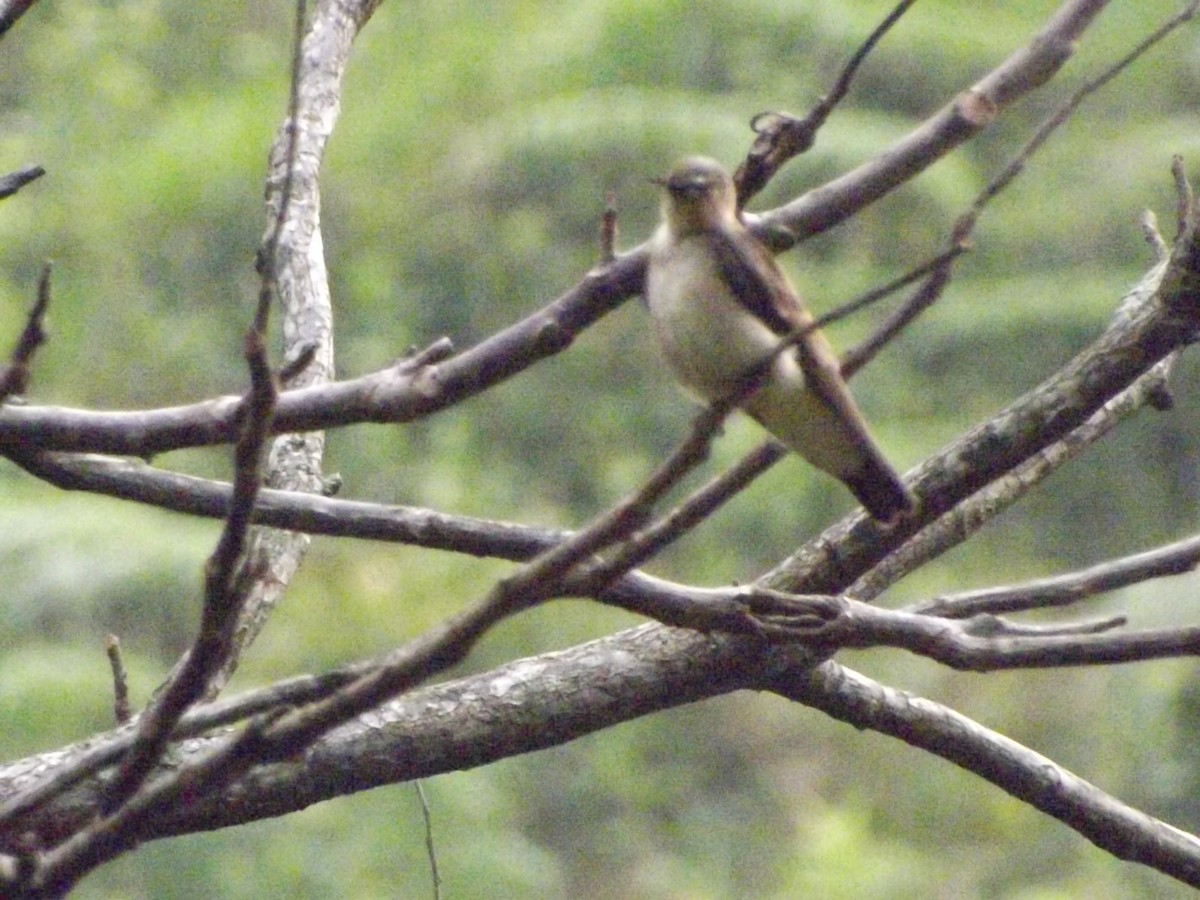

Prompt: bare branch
xmin=0 ymin=264 xmax=51 ymax=403
xmin=28 ymin=711 xmax=285 ymax=896
xmin=6 ymin=232 xmax=1196 ymax=621
xmin=773 ymin=661 xmax=1200 ymax=888
xmin=97 ymin=327 xmax=279 ymax=817
xmin=0 ymin=626 xmax=769 ymax=855
xmin=850 ymin=352 xmax=1175 ymax=602
xmin=764 ymin=213 xmax=1200 ymax=598
xmin=0 ymin=163 xmax=43 ymax=199
xmin=29 ymin=355 xmax=775 ymax=843
xmin=843 ymin=252 xmax=961 ymax=377
xmin=733 ymin=0 xmax=918 ymax=206
xmin=12 ymin=532 xmax=1200 ymax=847
xmin=910 ymin=533 xmax=1200 ymax=619
xmin=0 ymin=249 xmax=641 ymax=457
xmin=415 ymin=781 xmax=441 ymax=900
xmin=847 ymin=0 xmax=1199 ymax=372
xmin=2 ymin=449 xmax=564 ymax=560
xmin=40 ymin=5 xmax=311 ymax=883
xmin=599 ymin=190 xmax=618 ymax=264
xmin=1143 ymin=209 xmax=1170 ymax=262
xmin=212 ymin=0 xmax=314 ymax=691
xmin=104 ymin=636 xmax=131 ymax=726
xmin=565 ymin=441 xmax=789 ymax=598
xmin=182 ymin=364 xmax=778 ymax=771
xmin=816 ymin=597 xmax=1200 ymax=670
xmin=1173 ymin=154 xmax=1195 ymax=238
xmin=8 ymin=626 xmax=1200 ymax=887
xmin=758 ymin=0 xmax=1117 ymax=247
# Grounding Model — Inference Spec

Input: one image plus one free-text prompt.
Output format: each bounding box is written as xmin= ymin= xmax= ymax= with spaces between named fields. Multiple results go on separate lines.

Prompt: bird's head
xmin=653 ymin=156 xmax=738 ymax=235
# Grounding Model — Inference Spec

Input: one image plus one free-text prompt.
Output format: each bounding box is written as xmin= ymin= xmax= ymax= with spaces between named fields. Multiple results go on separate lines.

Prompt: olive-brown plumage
xmin=645 ymin=156 xmax=913 ymax=522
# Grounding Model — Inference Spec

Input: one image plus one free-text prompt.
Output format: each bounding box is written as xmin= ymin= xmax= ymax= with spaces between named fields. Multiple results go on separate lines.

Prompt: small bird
xmin=645 ymin=156 xmax=913 ymax=522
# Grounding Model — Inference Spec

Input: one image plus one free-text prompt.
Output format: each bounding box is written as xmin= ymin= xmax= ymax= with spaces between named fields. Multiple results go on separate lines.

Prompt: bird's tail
xmin=745 ymin=380 xmax=914 ymax=523
xmin=841 ymin=458 xmax=914 ymax=524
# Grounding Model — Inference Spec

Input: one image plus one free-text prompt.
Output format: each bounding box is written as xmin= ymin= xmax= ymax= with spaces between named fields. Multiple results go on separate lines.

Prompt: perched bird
xmin=644 ymin=156 xmax=913 ymax=522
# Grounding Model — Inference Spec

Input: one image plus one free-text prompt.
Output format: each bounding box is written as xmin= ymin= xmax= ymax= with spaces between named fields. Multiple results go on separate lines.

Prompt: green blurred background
xmin=3 ymin=0 xmax=1200 ymax=896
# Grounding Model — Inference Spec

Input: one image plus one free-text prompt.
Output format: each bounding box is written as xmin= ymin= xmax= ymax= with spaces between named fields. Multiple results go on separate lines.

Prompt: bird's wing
xmin=704 ymin=227 xmax=803 ymax=336
xmin=704 ymin=227 xmax=876 ymax=444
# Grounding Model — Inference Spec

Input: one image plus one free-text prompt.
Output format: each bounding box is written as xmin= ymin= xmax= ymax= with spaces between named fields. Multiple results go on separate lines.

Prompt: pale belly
xmin=645 ymin=239 xmax=800 ymax=402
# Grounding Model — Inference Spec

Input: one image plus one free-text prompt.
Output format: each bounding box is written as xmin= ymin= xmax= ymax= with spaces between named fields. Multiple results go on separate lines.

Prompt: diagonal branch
xmin=845 ymin=0 xmax=1200 ymax=375
xmin=733 ymin=0 xmax=919 ymax=207
xmin=7 ymin=230 xmax=1198 ymax=618
xmin=758 ymin=0 xmax=1116 ymax=247
xmin=0 ymin=163 xmax=44 ymax=199
xmin=849 ymin=352 xmax=1177 ymax=602
xmin=0 ymin=264 xmax=51 ymax=403
xmin=909 ymin=532 xmax=1200 ymax=619
xmin=771 ymin=660 xmax=1200 ymax=887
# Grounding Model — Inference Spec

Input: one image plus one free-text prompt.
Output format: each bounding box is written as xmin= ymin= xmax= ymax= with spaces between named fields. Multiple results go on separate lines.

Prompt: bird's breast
xmin=646 ymin=233 xmax=790 ymax=401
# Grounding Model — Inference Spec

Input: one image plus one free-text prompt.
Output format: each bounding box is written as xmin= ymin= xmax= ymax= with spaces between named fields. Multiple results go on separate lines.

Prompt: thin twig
xmin=566 ymin=441 xmax=788 ymax=598
xmin=1142 ymin=210 xmax=1169 ymax=262
xmin=1173 ymin=154 xmax=1195 ymax=238
xmin=0 ymin=163 xmax=44 ymax=199
xmin=775 ymin=660 xmax=1200 ymax=888
xmin=847 ymin=0 xmax=1199 ymax=372
xmin=99 ymin=329 xmax=279 ymax=814
xmin=907 ymin=532 xmax=1200 ymax=619
xmin=90 ymin=0 xmax=306 ymax=832
xmin=105 ymin=635 xmax=131 ymax=726
xmin=599 ymin=190 xmax=618 ymax=264
xmin=415 ymin=781 xmax=441 ymax=900
xmin=734 ymin=0 xmax=918 ymax=206
xmin=0 ymin=263 xmax=51 ymax=403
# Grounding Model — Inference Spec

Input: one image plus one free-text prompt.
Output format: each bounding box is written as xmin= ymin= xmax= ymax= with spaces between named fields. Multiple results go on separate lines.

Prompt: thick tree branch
xmin=6 ymin=624 xmax=1200 ymax=885
xmin=0 ymin=626 xmax=759 ymax=851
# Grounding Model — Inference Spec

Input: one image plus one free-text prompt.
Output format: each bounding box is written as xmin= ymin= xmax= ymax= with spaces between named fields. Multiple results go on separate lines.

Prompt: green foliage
xmin=0 ymin=485 xmax=216 ymax=659
xmin=4 ymin=0 xmax=1200 ymax=896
